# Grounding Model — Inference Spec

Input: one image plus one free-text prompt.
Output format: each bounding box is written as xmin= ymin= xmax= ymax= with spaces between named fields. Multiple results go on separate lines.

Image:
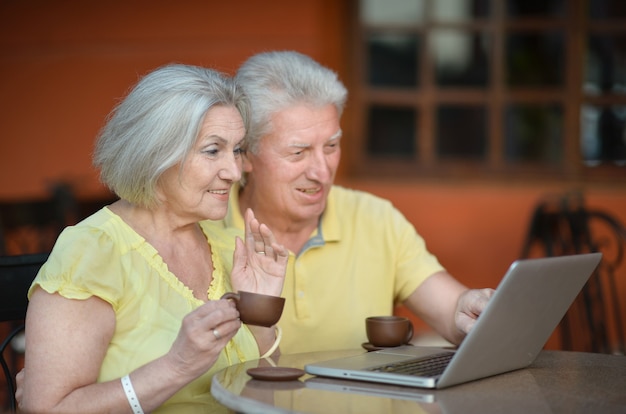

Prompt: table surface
xmin=211 ymin=348 xmax=626 ymax=414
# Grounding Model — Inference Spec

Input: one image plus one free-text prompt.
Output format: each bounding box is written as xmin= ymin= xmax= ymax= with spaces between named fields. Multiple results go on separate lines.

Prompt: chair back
xmin=0 ymin=252 xmax=49 ymax=412
xmin=521 ymin=190 xmax=626 ymax=354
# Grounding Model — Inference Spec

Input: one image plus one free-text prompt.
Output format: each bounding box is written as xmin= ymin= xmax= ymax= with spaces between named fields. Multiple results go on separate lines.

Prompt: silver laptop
xmin=304 ymin=253 xmax=602 ymax=389
xmin=304 ymin=376 xmax=436 ymax=403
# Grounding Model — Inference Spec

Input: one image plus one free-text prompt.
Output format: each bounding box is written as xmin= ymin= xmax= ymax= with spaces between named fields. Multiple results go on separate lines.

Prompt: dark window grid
xmin=505 ymin=31 xmax=566 ymax=88
xmin=589 ymin=0 xmax=626 ymax=20
xmin=361 ymin=91 xmax=570 ymax=161
xmin=587 ymin=21 xmax=626 ymax=32
xmin=581 ymin=104 xmax=626 ymax=163
xmin=436 ymin=104 xmax=488 ymax=160
xmin=352 ymin=0 xmax=626 ymax=182
xmin=366 ymin=105 xmax=418 ymax=157
xmin=504 ymin=104 xmax=564 ymax=164
xmin=366 ymin=31 xmax=420 ymax=88
xmin=506 ymin=0 xmax=568 ymax=18
xmin=364 ymin=29 xmax=497 ymax=89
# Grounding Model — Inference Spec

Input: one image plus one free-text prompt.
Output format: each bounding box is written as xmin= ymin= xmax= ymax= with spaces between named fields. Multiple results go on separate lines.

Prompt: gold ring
xmin=256 ymin=251 xmax=266 ymax=255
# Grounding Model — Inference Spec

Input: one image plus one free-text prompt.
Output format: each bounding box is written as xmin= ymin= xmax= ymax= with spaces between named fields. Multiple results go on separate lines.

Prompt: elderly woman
xmin=18 ymin=64 xmax=288 ymax=413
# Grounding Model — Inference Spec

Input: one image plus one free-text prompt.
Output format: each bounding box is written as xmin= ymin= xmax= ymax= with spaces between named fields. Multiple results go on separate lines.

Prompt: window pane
xmin=432 ymin=0 xmax=490 ymax=22
xmin=368 ymin=33 xmax=419 ymax=88
xmin=436 ymin=105 xmax=487 ymax=159
xmin=433 ymin=30 xmax=490 ymax=87
xmin=360 ymin=0 xmax=424 ymax=26
xmin=581 ymin=105 xmax=626 ymax=165
xmin=589 ymin=0 xmax=626 ymax=19
xmin=367 ymin=105 xmax=417 ymax=157
xmin=506 ymin=32 xmax=564 ymax=87
xmin=585 ymin=35 xmax=626 ymax=95
xmin=505 ymin=104 xmax=563 ymax=163
xmin=506 ymin=0 xmax=566 ymax=18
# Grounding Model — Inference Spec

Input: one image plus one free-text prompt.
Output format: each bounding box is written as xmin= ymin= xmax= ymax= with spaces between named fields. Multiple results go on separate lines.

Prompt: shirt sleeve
xmin=388 ymin=203 xmax=446 ymax=303
xmin=29 ymin=223 xmax=126 ymax=309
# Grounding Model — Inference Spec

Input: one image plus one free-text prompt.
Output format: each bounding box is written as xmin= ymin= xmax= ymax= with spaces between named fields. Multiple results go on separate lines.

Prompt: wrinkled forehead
xmin=267 ymin=104 xmax=341 ymax=140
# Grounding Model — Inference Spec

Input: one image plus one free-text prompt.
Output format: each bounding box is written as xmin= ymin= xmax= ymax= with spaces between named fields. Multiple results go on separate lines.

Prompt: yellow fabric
xmin=29 ymin=207 xmax=258 ymax=413
xmin=222 ymin=184 xmax=445 ymax=354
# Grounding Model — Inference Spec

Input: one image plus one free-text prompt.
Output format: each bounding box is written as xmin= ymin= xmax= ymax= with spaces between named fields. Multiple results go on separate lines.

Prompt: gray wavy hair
xmin=234 ymin=50 xmax=347 ymax=154
xmin=93 ymin=64 xmax=249 ymax=208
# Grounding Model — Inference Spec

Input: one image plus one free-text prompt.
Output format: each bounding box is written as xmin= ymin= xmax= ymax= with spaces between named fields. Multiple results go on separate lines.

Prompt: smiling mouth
xmin=297 ymin=188 xmax=320 ymax=194
xmin=209 ymin=189 xmax=229 ymax=195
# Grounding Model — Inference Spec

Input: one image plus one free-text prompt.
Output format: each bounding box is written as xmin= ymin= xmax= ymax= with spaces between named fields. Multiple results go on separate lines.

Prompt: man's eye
xmin=234 ymin=147 xmax=245 ymax=156
xmin=324 ymin=143 xmax=339 ymax=153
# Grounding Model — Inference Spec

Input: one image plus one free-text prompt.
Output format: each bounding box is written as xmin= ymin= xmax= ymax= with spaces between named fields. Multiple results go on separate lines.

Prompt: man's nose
xmin=306 ymin=151 xmax=332 ymax=182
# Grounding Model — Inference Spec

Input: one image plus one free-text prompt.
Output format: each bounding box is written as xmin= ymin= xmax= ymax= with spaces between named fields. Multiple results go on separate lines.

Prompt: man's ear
xmin=242 ymin=152 xmax=253 ymax=173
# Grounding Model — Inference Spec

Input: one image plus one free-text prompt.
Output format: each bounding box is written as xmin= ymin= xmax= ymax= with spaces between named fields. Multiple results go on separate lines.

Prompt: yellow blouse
xmin=29 ymin=207 xmax=258 ymax=413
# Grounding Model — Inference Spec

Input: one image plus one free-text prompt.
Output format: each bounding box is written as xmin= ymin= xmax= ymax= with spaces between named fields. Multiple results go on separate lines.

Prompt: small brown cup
xmin=221 ymin=290 xmax=285 ymax=327
xmin=366 ymin=316 xmax=414 ymax=347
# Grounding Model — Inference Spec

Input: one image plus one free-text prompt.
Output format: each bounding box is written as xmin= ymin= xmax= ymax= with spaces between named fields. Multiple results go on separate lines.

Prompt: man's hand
xmin=455 ymin=288 xmax=495 ymax=335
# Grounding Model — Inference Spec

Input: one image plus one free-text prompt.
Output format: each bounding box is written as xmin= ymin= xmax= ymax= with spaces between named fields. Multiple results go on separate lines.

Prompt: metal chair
xmin=0 ymin=252 xmax=49 ymax=412
xmin=0 ymin=183 xmax=77 ymax=256
xmin=521 ymin=190 xmax=626 ymax=354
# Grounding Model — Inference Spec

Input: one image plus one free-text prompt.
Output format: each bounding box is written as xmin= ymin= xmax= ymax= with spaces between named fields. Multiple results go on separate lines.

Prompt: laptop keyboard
xmin=367 ymin=352 xmax=454 ymax=377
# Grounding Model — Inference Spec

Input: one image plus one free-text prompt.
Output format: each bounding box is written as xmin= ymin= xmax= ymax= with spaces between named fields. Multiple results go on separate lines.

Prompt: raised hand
xmin=230 ymin=208 xmax=289 ymax=296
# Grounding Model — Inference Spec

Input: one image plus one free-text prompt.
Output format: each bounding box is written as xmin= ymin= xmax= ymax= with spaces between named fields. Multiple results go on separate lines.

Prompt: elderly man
xmin=222 ymin=50 xmax=493 ymax=353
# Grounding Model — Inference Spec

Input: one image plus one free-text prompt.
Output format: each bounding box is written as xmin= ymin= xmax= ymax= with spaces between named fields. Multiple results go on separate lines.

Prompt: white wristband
xmin=260 ymin=326 xmax=282 ymax=358
xmin=121 ymin=375 xmax=144 ymax=414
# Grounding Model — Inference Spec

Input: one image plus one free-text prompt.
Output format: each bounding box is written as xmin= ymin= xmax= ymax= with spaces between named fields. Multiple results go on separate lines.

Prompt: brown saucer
xmin=361 ymin=342 xmax=413 ymax=352
xmin=245 ymin=379 xmax=306 ymax=391
xmin=246 ymin=367 xmax=305 ymax=381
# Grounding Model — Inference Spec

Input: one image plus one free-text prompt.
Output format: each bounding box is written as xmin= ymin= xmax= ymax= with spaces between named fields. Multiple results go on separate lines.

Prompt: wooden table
xmin=211 ymin=349 xmax=626 ymax=413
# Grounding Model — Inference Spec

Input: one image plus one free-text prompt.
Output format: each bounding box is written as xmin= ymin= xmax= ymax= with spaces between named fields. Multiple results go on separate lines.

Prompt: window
xmin=348 ymin=0 xmax=626 ymax=182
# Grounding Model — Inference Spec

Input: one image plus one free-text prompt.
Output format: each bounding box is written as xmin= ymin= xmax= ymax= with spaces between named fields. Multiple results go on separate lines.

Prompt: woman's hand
xmin=164 ymin=299 xmax=241 ymax=379
xmin=231 ymin=208 xmax=289 ymax=296
xmin=19 ymin=293 xmax=241 ymax=413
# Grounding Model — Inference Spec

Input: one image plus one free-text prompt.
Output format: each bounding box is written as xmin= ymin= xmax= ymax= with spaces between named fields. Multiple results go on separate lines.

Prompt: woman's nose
xmin=219 ymin=155 xmax=242 ymax=181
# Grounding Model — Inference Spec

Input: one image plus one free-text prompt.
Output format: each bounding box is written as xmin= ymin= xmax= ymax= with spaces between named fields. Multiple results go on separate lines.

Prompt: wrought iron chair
xmin=0 ymin=183 xmax=77 ymax=255
xmin=0 ymin=252 xmax=49 ymax=412
xmin=521 ymin=190 xmax=626 ymax=354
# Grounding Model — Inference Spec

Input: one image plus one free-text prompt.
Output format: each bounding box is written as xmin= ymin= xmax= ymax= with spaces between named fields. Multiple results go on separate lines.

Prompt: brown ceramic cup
xmin=366 ymin=316 xmax=414 ymax=347
xmin=221 ymin=290 xmax=285 ymax=327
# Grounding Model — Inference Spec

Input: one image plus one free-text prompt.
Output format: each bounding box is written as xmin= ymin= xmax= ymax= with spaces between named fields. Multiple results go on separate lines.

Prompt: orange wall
xmin=1 ymin=1 xmax=625 ymax=350
xmin=0 ymin=0 xmax=347 ymax=199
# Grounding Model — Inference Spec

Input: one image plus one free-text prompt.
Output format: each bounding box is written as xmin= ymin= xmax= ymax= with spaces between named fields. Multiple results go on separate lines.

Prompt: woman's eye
xmin=203 ymin=148 xmax=219 ymax=156
xmin=234 ymin=147 xmax=245 ymax=156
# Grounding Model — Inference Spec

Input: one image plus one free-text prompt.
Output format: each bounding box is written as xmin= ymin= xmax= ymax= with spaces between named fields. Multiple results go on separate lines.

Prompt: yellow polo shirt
xmin=222 ymin=185 xmax=444 ymax=353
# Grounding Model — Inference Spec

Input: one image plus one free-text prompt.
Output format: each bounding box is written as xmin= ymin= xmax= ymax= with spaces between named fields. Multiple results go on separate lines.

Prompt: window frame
xmin=346 ymin=0 xmax=626 ymax=184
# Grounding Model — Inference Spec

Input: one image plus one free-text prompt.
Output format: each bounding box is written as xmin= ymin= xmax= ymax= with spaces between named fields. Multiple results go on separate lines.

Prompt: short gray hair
xmin=93 ymin=64 xmax=249 ymax=208
xmin=235 ymin=51 xmax=347 ymax=154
